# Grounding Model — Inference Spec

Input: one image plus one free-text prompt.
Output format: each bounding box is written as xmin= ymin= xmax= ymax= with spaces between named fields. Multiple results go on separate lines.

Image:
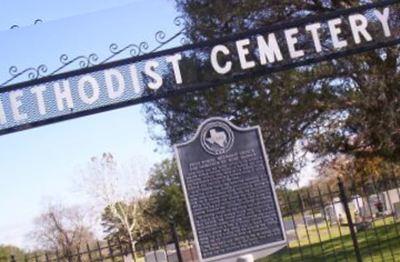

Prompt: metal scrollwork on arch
xmin=1 ymin=65 xmax=48 ymax=87
xmin=101 ymin=16 xmax=187 ymax=63
xmin=0 ymin=16 xmax=188 ymax=87
xmin=49 ymin=53 xmax=100 ymax=76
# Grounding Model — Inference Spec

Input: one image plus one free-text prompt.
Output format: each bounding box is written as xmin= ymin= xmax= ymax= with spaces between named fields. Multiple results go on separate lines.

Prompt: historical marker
xmin=175 ymin=118 xmax=286 ymax=262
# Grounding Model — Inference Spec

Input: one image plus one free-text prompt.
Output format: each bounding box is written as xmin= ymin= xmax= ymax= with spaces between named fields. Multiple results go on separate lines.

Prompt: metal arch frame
xmin=0 ymin=0 xmax=399 ymax=136
xmin=1 ymin=0 xmax=398 ymax=92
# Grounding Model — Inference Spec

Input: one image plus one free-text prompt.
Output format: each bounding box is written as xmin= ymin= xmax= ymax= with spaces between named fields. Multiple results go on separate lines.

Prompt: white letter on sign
xmin=374 ymin=8 xmax=391 ymax=37
xmin=236 ymin=39 xmax=256 ymax=70
xmin=129 ymin=65 xmax=142 ymax=94
xmin=0 ymin=99 xmax=7 ymax=125
xmin=54 ymin=80 xmax=74 ymax=111
xmin=78 ymin=75 xmax=100 ymax=105
xmin=257 ymin=34 xmax=283 ymax=64
xmin=211 ymin=45 xmax=232 ymax=75
xmin=328 ymin=18 xmax=348 ymax=49
xmin=105 ymin=69 xmax=125 ymax=99
xmin=145 ymin=61 xmax=163 ymax=90
xmin=31 ymin=85 xmax=47 ymax=115
xmin=166 ymin=54 xmax=183 ymax=84
xmin=10 ymin=90 xmax=28 ymax=122
xmin=305 ymin=23 xmax=323 ymax=53
xmin=349 ymin=14 xmax=372 ymax=44
xmin=285 ymin=28 xmax=305 ymax=59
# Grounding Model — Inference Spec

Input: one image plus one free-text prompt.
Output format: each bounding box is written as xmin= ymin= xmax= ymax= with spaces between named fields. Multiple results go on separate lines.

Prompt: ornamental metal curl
xmin=1 ymin=65 xmax=48 ymax=86
xmin=50 ymin=53 xmax=99 ymax=76
xmin=1 ymin=16 xmax=187 ymax=87
xmin=9 ymin=19 xmax=43 ymax=30
xmin=102 ymin=22 xmax=186 ymax=63
xmin=174 ymin=16 xmax=186 ymax=27
xmin=155 ymin=31 xmax=168 ymax=44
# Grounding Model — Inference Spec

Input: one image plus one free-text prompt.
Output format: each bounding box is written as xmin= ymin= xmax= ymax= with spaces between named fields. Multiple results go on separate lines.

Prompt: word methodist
xmin=0 ymin=1 xmax=399 ymax=135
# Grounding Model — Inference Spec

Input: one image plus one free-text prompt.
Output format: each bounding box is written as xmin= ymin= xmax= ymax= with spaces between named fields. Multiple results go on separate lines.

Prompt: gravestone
xmin=145 ymin=250 xmax=168 ymax=262
xmin=175 ymin=118 xmax=286 ymax=262
xmin=123 ymin=254 xmax=134 ymax=262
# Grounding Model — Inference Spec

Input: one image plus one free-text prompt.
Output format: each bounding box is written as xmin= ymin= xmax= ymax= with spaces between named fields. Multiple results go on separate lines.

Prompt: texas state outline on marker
xmin=206 ymin=129 xmax=227 ymax=148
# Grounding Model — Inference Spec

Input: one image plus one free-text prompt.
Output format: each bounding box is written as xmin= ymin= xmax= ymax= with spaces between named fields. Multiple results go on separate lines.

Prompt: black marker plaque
xmin=175 ymin=118 xmax=286 ymax=261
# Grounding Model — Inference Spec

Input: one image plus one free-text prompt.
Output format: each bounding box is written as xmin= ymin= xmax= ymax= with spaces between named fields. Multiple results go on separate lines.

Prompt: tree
xmin=0 ymin=245 xmax=25 ymax=261
xmin=145 ymin=159 xmax=191 ymax=236
xmin=28 ymin=203 xmax=94 ymax=258
xmin=317 ymin=154 xmax=400 ymax=194
xmin=101 ymin=197 xmax=163 ymax=245
xmin=76 ymin=153 xmax=149 ymax=253
xmin=145 ymin=0 xmax=400 ymax=183
xmin=101 ymin=202 xmax=137 ymax=245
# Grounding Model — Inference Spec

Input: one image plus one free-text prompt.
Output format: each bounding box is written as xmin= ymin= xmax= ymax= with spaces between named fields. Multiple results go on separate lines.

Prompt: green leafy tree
xmin=145 ymin=0 xmax=400 ymax=183
xmin=101 ymin=201 xmax=137 ymax=245
xmin=145 ymin=159 xmax=191 ymax=236
xmin=101 ymin=198 xmax=163 ymax=246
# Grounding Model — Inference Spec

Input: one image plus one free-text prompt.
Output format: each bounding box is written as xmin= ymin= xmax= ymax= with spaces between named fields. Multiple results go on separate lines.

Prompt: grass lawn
xmin=260 ymin=217 xmax=400 ymax=261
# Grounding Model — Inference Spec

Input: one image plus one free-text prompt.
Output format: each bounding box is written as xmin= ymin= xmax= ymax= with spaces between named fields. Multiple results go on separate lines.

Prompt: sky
xmin=0 ymin=0 xmax=178 ymax=248
xmin=0 ymin=0 xmax=318 ymax=249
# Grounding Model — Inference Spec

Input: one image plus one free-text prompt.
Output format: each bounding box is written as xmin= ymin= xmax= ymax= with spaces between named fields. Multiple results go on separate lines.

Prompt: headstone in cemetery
xmin=283 ymin=219 xmax=295 ymax=232
xmin=123 ymin=254 xmax=134 ymax=262
xmin=180 ymin=243 xmax=199 ymax=262
xmin=175 ymin=118 xmax=286 ymax=261
xmin=165 ymin=243 xmax=179 ymax=262
xmin=145 ymin=250 xmax=168 ymax=262
xmin=283 ymin=219 xmax=296 ymax=242
xmin=167 ymin=252 xmax=179 ymax=262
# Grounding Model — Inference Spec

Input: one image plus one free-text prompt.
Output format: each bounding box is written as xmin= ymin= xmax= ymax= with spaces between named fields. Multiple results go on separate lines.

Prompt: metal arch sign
xmin=0 ymin=0 xmax=399 ymax=136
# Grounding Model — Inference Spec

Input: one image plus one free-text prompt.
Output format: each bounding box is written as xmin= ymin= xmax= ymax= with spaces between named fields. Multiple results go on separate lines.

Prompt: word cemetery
xmin=211 ymin=8 xmax=391 ymax=74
